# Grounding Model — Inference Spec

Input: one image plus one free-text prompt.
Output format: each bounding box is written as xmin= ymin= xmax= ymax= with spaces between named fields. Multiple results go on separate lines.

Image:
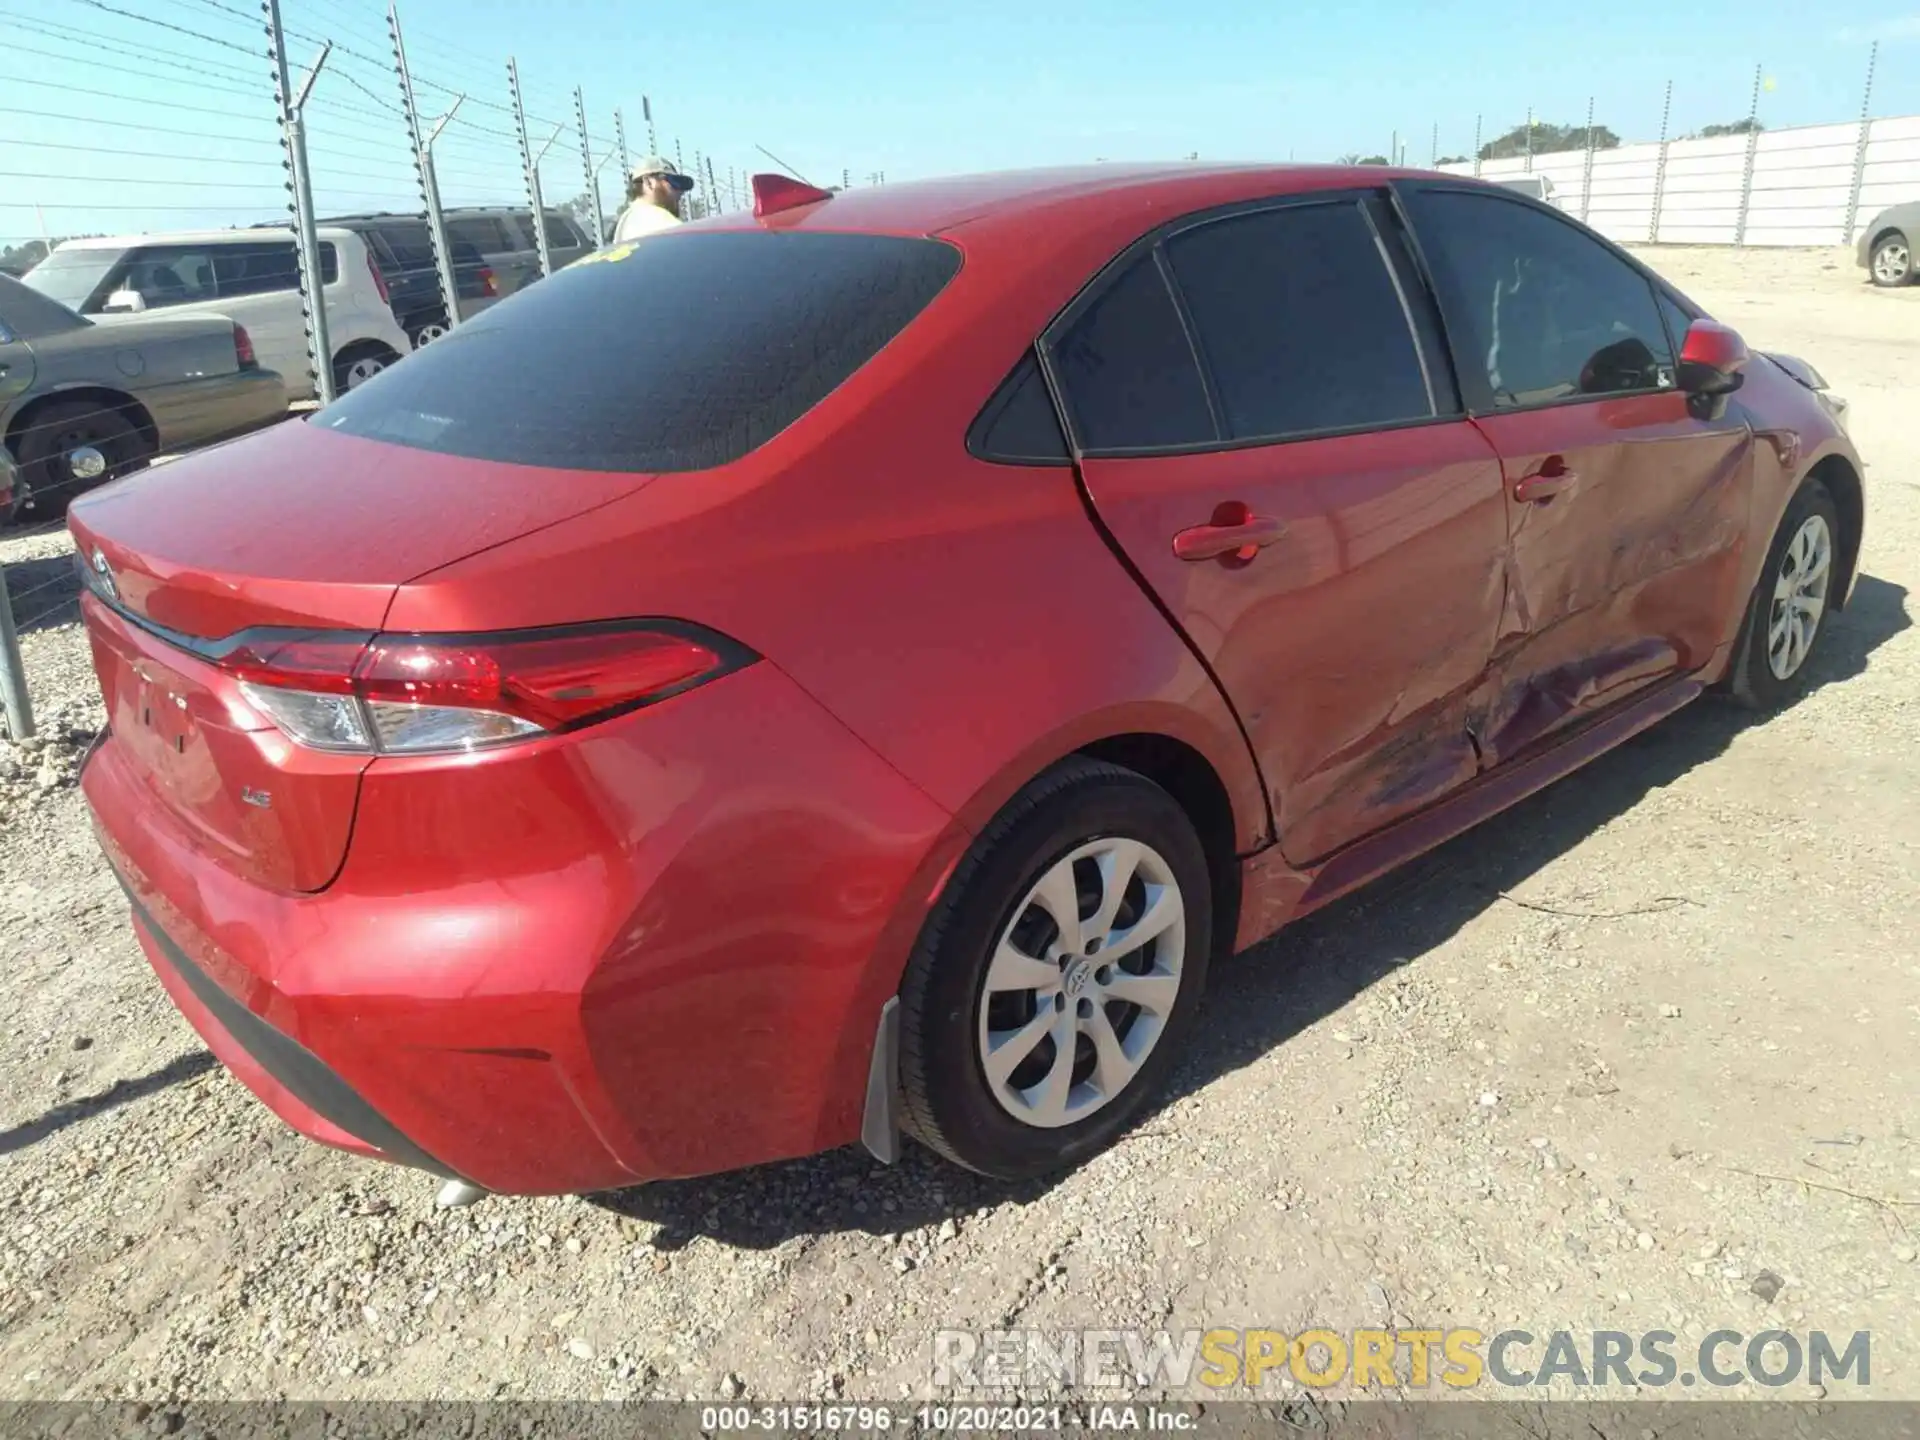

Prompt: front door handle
xmin=1514 ymin=455 xmax=1578 ymax=504
xmin=1173 ymin=502 xmax=1287 ymax=564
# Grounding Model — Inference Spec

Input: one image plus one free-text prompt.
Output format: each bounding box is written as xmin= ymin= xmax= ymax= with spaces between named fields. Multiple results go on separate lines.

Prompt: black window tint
xmin=449 ymin=217 xmax=511 ymax=252
xmin=969 ymin=350 xmax=1069 ymax=464
xmin=542 ymin=212 xmax=580 ymax=248
xmin=1406 ymin=190 xmax=1674 ymax=408
xmin=1052 ymin=253 xmax=1213 ymax=451
xmin=319 ymin=231 xmax=960 ymax=473
xmin=1166 ymin=202 xmax=1432 ymax=440
xmin=376 ymin=224 xmax=436 ymax=272
xmin=319 ymin=243 xmax=339 ymax=286
xmin=211 ymin=242 xmax=299 ymax=297
xmin=124 ymin=247 xmax=217 ymax=307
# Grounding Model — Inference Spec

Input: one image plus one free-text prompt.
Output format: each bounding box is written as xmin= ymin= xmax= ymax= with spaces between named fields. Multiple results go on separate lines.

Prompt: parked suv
xmin=312 ymin=215 xmax=502 ymax=348
xmin=21 ymin=228 xmax=412 ymax=401
xmin=441 ymin=206 xmax=593 ymax=295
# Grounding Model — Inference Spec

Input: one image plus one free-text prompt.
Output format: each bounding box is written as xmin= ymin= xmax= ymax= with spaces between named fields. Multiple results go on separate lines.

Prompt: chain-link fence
xmin=0 ymin=0 xmax=780 ymax=737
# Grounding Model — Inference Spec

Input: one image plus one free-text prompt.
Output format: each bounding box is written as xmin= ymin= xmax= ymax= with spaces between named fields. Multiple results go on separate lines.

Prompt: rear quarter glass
xmin=316 ymin=231 xmax=963 ymax=473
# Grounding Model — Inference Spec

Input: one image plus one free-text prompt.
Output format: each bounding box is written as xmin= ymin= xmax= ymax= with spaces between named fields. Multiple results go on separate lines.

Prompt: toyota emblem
xmin=90 ymin=547 xmax=118 ymax=602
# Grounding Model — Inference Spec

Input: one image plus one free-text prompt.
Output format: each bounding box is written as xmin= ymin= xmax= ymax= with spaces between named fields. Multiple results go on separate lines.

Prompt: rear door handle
xmin=1514 ymin=456 xmax=1578 ymax=504
xmin=1173 ymin=503 xmax=1287 ymax=564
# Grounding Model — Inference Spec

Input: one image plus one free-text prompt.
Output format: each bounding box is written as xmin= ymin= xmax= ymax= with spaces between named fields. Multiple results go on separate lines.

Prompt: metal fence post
xmin=0 ymin=568 xmax=32 ymax=742
xmin=265 ymin=0 xmax=334 ymax=404
xmin=1430 ymin=122 xmax=1438 ymax=168
xmin=643 ymin=96 xmax=658 ymax=157
xmin=1650 ymin=80 xmax=1673 ymax=243
xmin=1472 ymin=114 xmax=1482 ymax=176
xmin=391 ymin=3 xmax=461 ymax=342
xmin=1580 ymin=96 xmax=1595 ymax=221
xmin=575 ymin=87 xmax=604 ymax=246
xmin=1734 ymin=64 xmax=1763 ymax=247
xmin=614 ymin=108 xmax=631 ymax=185
xmin=507 ymin=59 xmax=556 ymax=279
xmin=1844 ymin=42 xmax=1879 ymax=245
xmin=1525 ymin=106 xmax=1534 ymax=173
xmin=705 ymin=154 xmax=721 ymax=213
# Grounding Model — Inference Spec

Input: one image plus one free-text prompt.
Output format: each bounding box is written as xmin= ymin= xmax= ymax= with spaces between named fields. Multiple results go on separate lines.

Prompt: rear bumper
xmin=81 ymin=660 xmax=959 ymax=1195
xmin=149 ymin=369 xmax=290 ymax=454
xmin=116 ymin=868 xmax=464 ymax=1180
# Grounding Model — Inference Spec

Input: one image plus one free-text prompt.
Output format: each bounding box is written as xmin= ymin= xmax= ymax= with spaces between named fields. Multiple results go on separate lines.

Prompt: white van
xmin=21 ymin=227 xmax=412 ymax=402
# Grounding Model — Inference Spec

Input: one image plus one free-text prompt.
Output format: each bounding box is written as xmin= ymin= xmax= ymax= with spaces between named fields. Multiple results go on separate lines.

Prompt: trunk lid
xmin=69 ymin=421 xmax=654 ymax=892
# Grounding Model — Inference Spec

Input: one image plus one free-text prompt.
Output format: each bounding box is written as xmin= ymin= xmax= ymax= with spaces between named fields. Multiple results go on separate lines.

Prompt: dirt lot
xmin=1 ymin=245 xmax=1916 ymax=1406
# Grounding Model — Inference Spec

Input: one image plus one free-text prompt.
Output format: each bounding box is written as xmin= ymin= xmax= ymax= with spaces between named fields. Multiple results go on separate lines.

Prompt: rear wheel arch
xmin=6 ymin=386 xmax=159 ymax=460
xmin=1074 ymin=732 xmax=1241 ymax=961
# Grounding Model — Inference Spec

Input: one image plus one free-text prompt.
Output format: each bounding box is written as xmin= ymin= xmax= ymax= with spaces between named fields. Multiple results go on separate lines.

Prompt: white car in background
xmin=1494 ymin=174 xmax=1558 ymax=204
xmin=21 ymin=227 xmax=411 ymax=402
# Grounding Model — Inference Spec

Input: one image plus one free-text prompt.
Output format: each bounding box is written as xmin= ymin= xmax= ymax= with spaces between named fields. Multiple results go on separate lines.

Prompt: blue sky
xmin=3 ymin=0 xmax=1917 ymax=248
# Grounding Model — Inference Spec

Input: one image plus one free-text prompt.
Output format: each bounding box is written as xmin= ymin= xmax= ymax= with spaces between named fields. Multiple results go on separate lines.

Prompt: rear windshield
xmin=318 ymin=230 xmax=963 ymax=473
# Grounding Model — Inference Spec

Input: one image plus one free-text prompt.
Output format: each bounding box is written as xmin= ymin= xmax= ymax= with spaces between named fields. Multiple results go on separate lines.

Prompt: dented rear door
xmin=1051 ymin=193 xmax=1509 ymax=868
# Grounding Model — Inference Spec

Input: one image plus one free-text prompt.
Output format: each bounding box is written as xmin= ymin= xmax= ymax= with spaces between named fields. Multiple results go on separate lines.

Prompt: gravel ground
xmin=1 ymin=245 xmax=1916 ymax=1405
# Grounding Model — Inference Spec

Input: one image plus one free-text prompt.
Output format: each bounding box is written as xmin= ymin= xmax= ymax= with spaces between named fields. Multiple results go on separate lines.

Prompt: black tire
xmin=1726 ymin=478 xmax=1843 ymax=709
xmin=898 ymin=757 xmax=1213 ymax=1181
xmin=1869 ymin=231 xmax=1912 ymax=288
xmin=333 ymin=342 xmax=400 ymax=394
xmin=10 ymin=400 xmax=151 ymax=519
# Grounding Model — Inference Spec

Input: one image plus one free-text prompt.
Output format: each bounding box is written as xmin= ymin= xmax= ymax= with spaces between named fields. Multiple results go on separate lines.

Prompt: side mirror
xmin=1676 ymin=319 xmax=1747 ymax=418
xmin=102 ymin=289 xmax=148 ymax=314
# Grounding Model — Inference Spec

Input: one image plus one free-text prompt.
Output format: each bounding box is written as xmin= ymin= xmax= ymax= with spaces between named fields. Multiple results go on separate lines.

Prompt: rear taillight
xmin=233 ymin=324 xmax=258 ymax=369
xmin=479 ymin=266 xmax=498 ymax=297
xmin=219 ymin=621 xmax=751 ymax=755
xmin=366 ymin=249 xmax=391 ymax=306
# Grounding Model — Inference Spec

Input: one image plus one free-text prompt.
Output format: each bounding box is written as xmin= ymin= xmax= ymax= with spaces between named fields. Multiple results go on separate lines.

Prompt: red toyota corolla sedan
xmin=69 ymin=165 xmax=1863 ymax=1200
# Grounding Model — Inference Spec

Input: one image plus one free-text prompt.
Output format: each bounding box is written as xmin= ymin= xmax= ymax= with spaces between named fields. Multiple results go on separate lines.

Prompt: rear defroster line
xmin=108 ymin=868 xmax=470 ymax=1186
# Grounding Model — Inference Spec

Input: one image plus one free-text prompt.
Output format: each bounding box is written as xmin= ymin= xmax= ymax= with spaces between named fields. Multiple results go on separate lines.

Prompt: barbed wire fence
xmin=0 ymin=0 xmax=776 ymax=737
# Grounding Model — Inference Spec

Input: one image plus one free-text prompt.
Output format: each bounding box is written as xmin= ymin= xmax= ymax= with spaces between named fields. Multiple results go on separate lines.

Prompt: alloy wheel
xmin=1873 ymin=240 xmax=1910 ymax=286
xmin=976 ymin=836 xmax=1186 ymax=1129
xmin=1767 ymin=513 xmax=1833 ymax=680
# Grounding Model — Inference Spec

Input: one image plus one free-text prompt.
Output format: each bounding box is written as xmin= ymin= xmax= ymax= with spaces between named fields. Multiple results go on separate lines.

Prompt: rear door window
xmin=448 ymin=216 xmax=513 ymax=253
xmin=1164 ymin=201 xmax=1434 ymax=440
xmin=211 ymin=242 xmax=299 ymax=297
xmin=319 ymin=231 xmax=961 ymax=473
xmin=1049 ymin=252 xmax=1215 ymax=452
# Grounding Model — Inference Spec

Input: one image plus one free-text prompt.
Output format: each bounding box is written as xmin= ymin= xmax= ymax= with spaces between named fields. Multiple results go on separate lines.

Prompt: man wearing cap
xmin=612 ymin=156 xmax=694 ymax=242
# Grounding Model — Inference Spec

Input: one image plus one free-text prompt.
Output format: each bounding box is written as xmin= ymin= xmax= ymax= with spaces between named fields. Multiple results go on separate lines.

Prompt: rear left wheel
xmin=898 ymin=758 xmax=1212 ymax=1180
xmin=333 ymin=342 xmax=400 ymax=393
xmin=10 ymin=400 xmax=151 ymax=519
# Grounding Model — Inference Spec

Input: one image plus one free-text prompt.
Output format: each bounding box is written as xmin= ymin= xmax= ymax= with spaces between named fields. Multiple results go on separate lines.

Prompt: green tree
xmin=1479 ymin=120 xmax=1620 ymax=161
xmin=1692 ymin=119 xmax=1764 ymax=138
